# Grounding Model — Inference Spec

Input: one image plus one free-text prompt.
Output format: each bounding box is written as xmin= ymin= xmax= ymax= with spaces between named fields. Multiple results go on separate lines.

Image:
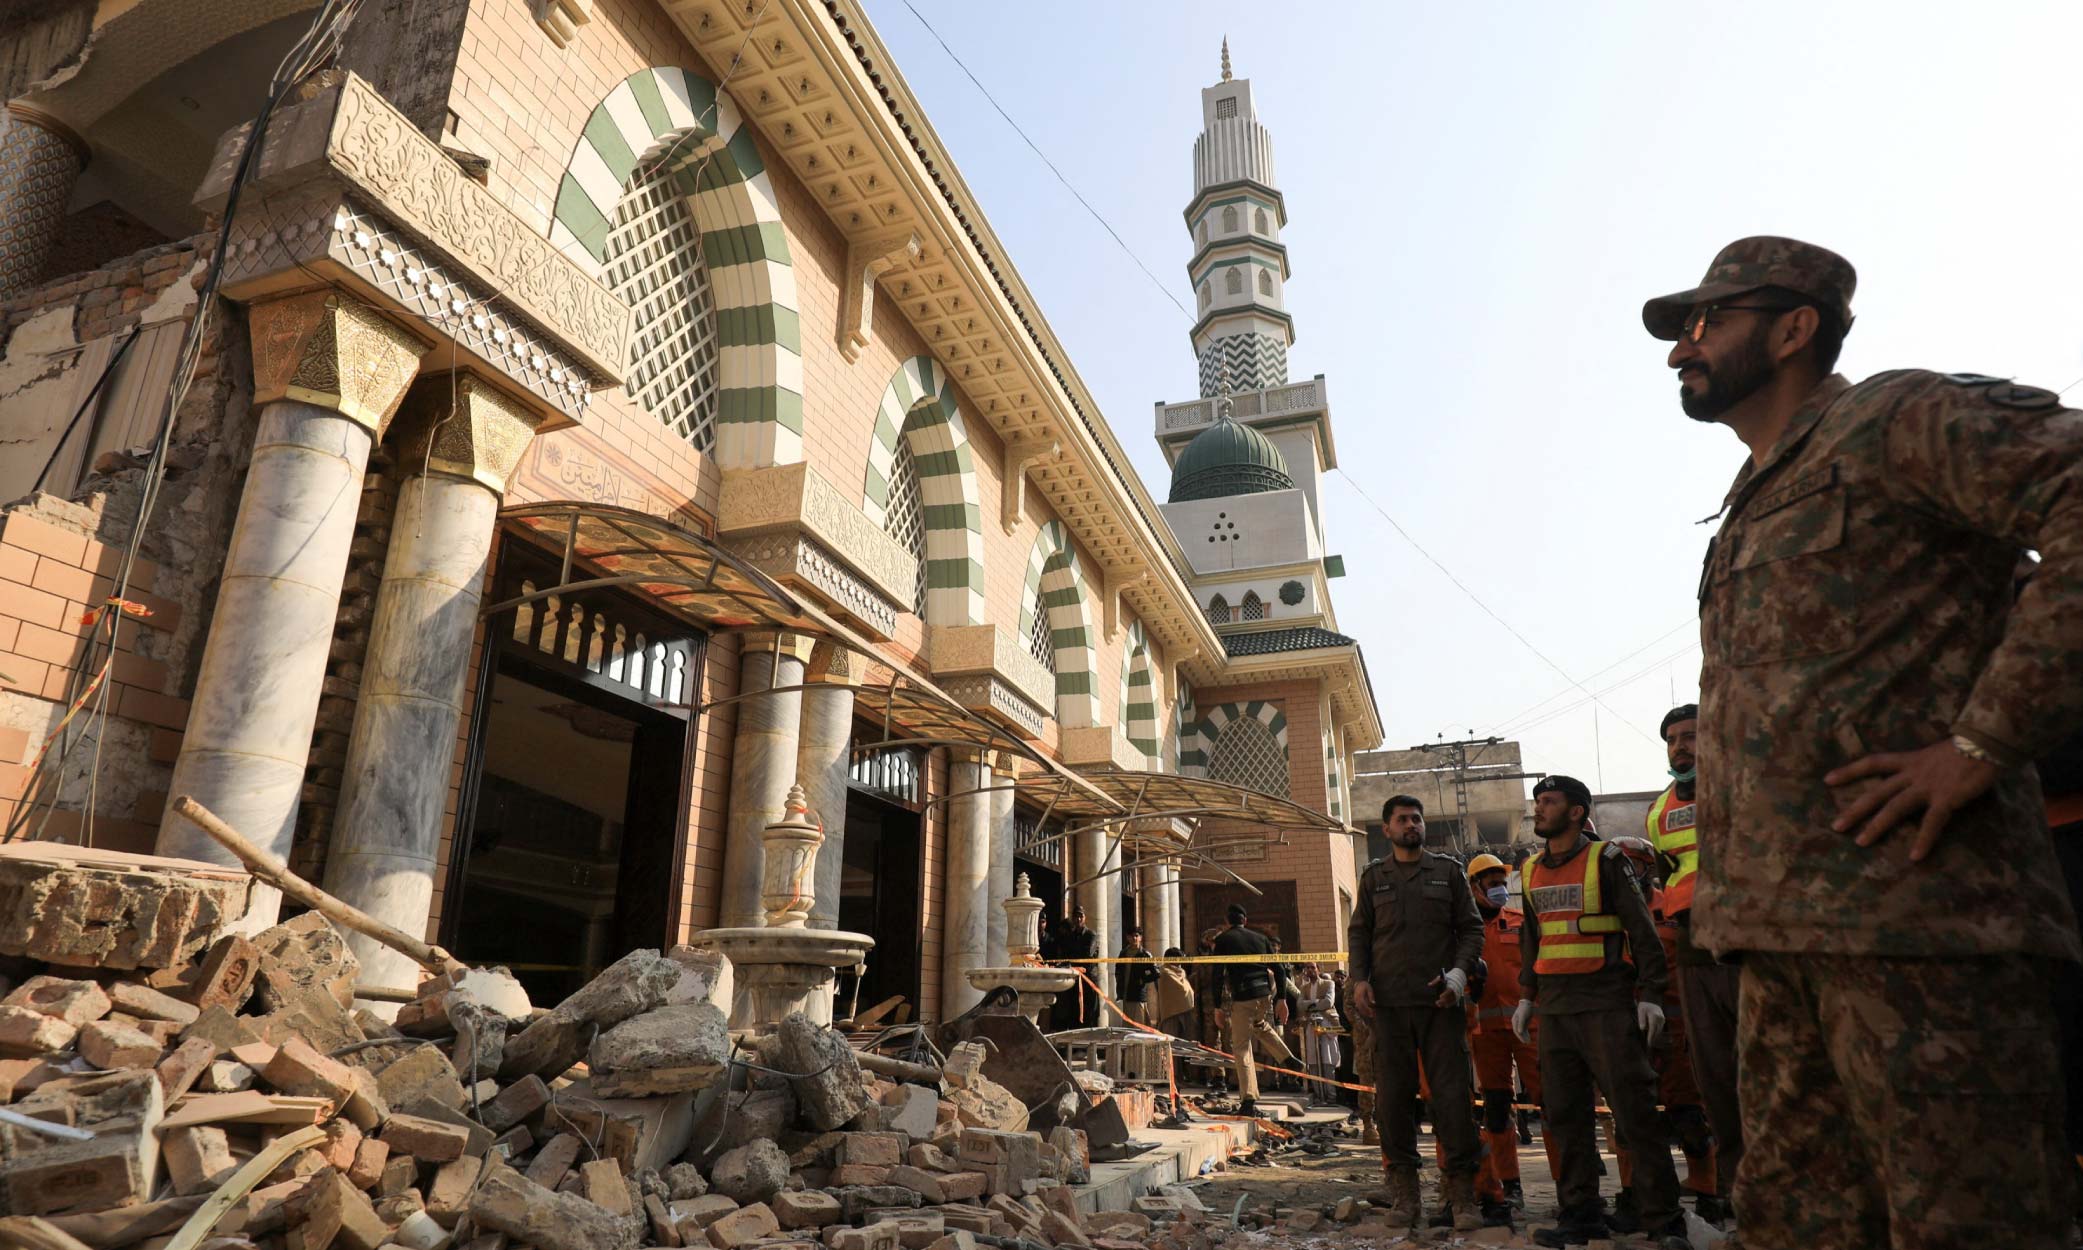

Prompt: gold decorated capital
xmin=247 ymin=291 xmax=428 ymax=436
xmin=805 ymin=639 xmax=859 ymax=687
xmin=390 ymin=371 xmax=545 ymax=496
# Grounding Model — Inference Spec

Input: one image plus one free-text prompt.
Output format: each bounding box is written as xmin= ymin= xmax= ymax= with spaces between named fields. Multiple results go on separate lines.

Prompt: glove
xmin=1637 ymin=1000 xmax=1666 ymax=1047
xmin=1440 ymin=968 xmax=1468 ymax=1003
xmin=1511 ymin=998 xmax=1535 ymax=1044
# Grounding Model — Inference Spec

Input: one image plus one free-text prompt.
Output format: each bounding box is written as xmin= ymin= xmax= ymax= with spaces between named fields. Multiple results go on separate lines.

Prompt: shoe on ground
xmin=1608 ymin=1189 xmax=1642 ymax=1235
xmin=1238 ymin=1097 xmax=1257 ymax=1117
xmin=1503 ymin=1178 xmax=1526 ymax=1210
xmin=1654 ymin=1214 xmax=1694 ymax=1250
xmin=1693 ymin=1192 xmax=1733 ymax=1226
xmin=1531 ymin=1206 xmax=1611 ymax=1249
xmin=1480 ymin=1197 xmax=1514 ymax=1228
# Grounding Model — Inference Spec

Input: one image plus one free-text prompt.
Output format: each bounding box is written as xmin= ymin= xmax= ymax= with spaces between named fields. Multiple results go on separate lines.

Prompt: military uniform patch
xmin=1943 ymin=372 xmax=2060 ymax=410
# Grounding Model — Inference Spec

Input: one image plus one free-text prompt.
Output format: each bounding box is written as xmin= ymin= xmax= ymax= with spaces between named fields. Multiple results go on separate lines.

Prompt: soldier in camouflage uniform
xmin=1645 ymin=236 xmax=2083 ymax=1249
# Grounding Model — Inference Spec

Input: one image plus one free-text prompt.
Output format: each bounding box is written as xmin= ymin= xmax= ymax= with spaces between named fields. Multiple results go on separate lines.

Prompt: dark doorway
xmin=445 ymin=538 xmax=702 ymax=1008
xmin=834 ymin=740 xmax=924 ymax=1020
xmin=1189 ymin=879 xmax=1301 ymax=955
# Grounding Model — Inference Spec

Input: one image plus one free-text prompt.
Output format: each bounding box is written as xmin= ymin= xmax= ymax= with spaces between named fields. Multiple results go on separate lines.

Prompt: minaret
xmin=1184 ymin=39 xmax=1292 ymax=398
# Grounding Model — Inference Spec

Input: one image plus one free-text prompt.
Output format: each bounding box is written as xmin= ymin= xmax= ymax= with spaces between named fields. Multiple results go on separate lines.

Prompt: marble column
xmin=1166 ymin=862 xmax=1185 ymax=952
xmin=797 ymin=643 xmax=856 ymax=931
xmin=1145 ymin=860 xmax=1174 ymax=956
xmin=157 ymin=293 xmax=426 ymax=928
xmin=942 ymin=751 xmax=993 ymax=1016
xmin=984 ymin=757 xmax=1017 ymax=967
xmin=324 ymin=373 xmax=544 ymax=995
xmin=718 ymin=637 xmax=809 ymax=928
xmin=1075 ymin=825 xmax=1117 ymax=1022
xmin=0 ymin=104 xmax=87 ymax=299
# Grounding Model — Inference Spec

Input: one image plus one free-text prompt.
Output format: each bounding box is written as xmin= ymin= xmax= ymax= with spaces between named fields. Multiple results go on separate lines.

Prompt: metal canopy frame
xmin=487 ymin=502 xmax=1113 ymax=811
xmin=485 ymin=502 xmax=1357 ymax=886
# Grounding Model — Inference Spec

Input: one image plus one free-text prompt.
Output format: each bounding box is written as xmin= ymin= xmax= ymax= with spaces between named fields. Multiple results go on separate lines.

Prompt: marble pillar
xmin=1166 ymin=862 xmax=1185 ymax=952
xmin=0 ymin=104 xmax=87 ymax=299
xmin=1145 ymin=860 xmax=1173 ymax=956
xmin=797 ymin=643 xmax=856 ymax=931
xmin=984 ymin=758 xmax=1016 ymax=967
xmin=324 ymin=373 xmax=544 ymax=995
xmin=942 ymin=751 xmax=993 ymax=1016
xmin=719 ymin=638 xmax=809 ymax=928
xmin=158 ymin=293 xmax=425 ymax=928
xmin=1075 ymin=825 xmax=1117 ymax=1022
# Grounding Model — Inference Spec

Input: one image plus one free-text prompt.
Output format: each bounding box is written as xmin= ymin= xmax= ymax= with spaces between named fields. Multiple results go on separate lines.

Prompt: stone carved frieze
xmin=926 ymin=623 xmax=1055 ymax=714
xmin=728 ymin=530 xmax=902 ymax=640
xmin=940 ymin=674 xmax=1046 ymax=740
xmin=322 ymin=76 xmax=628 ymax=376
xmin=247 ymin=290 xmax=428 ymax=435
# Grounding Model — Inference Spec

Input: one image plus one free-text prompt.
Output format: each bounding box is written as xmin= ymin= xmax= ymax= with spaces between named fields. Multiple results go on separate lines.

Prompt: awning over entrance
xmin=1021 ymin=767 xmax=1358 ymax=837
xmin=489 ymin=502 xmax=1116 ymax=810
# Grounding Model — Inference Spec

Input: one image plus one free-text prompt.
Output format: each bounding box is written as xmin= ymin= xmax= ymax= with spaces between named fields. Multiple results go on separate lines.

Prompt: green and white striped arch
xmin=1324 ymin=732 xmax=1343 ymax=820
xmin=1019 ymin=521 xmax=1097 ymax=729
xmin=550 ymin=66 xmax=803 ymax=471
xmin=1185 ymin=700 xmax=1289 ymax=778
xmin=861 ymin=356 xmax=985 ymax=626
xmin=1118 ymin=619 xmax=1158 ymax=764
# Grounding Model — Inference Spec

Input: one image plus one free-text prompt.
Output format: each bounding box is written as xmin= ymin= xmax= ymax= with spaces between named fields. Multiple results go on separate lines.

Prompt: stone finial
xmin=1004 ymin=872 xmax=1044 ymax=962
xmin=760 ymin=784 xmax=826 ymax=929
xmin=1220 ymin=37 xmax=1232 ymax=82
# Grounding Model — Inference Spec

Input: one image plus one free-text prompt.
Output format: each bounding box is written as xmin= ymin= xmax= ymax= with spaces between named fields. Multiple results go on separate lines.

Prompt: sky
xmin=860 ymin=1 xmax=2083 ymax=796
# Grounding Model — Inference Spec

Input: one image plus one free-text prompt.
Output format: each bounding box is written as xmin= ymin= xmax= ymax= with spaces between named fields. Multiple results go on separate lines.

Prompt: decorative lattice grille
xmin=1241 ymin=592 xmax=1266 ymax=621
xmin=1209 ymin=718 xmax=1289 ymax=797
xmin=884 ymin=436 xmax=928 ymax=612
xmin=1029 ymin=596 xmax=1056 ymax=673
xmin=1206 ymin=596 xmax=1231 ymax=624
xmin=604 ymin=169 xmax=721 ymax=450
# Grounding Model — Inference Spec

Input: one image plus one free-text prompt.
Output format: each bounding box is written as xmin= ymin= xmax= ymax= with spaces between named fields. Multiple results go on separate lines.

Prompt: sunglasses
xmin=1684 ymin=302 xmax=1798 ymax=344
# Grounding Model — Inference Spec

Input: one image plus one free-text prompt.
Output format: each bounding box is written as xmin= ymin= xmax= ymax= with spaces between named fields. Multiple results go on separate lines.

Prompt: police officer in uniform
xmin=1348 ymin=794 xmax=1486 ymax=1232
xmin=1648 ymin=236 xmax=2083 ymax=1249
xmin=1511 ymin=775 xmax=1686 ymax=1249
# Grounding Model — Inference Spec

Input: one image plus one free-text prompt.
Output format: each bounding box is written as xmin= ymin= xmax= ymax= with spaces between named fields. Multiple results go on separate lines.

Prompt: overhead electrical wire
xmin=7 ymin=0 xmax=370 ymax=844
xmin=895 ymin=2 xmax=1680 ymax=752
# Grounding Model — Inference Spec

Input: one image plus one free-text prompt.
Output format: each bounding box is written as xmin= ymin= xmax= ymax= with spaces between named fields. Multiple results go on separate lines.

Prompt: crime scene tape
xmin=1046 ymin=952 xmax=1350 ymax=965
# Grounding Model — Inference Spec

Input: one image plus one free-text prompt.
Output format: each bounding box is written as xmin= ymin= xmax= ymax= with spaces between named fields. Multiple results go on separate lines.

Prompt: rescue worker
xmin=1211 ymin=903 xmax=1292 ymax=1116
xmin=1605 ymin=838 xmax=1723 ymax=1228
xmin=1647 ymin=236 xmax=2083 ymax=1249
xmin=1468 ymin=851 xmax=1557 ymax=1208
xmin=1347 ymin=794 xmax=1486 ymax=1231
xmin=1643 ymin=703 xmax=1740 ymax=1217
xmin=1511 ymin=775 xmax=1686 ymax=1249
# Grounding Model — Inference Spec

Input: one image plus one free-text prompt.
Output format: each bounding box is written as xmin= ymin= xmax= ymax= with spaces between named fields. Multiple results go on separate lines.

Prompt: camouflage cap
xmin=1642 ymin=235 xmax=1856 ymax=341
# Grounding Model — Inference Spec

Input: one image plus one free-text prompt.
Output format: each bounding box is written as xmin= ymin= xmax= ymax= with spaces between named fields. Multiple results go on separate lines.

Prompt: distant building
xmin=1351 ymin=741 xmax=1536 ymax=862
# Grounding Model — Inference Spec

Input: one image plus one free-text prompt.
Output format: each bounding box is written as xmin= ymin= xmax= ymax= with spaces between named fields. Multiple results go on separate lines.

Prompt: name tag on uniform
xmin=1530 ymin=884 xmax=1583 ymax=914
xmin=1423 ymin=880 xmax=1450 ymax=898
xmin=1665 ymin=805 xmax=1696 ymax=831
xmin=1751 ymin=464 xmax=1838 ymax=518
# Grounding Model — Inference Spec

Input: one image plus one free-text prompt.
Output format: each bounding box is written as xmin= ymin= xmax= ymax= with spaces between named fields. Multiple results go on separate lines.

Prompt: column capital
xmin=743 ymin=632 xmax=819 ymax=664
xmin=804 ymin=639 xmax=859 ymax=687
xmin=5 ymin=103 xmax=89 ymax=166
xmin=247 ymin=291 xmax=429 ymax=436
xmin=390 ymin=371 xmax=547 ymax=496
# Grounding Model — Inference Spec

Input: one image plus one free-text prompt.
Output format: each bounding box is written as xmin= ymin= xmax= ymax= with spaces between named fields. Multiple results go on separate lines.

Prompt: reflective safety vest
xmin=1647 ymin=786 xmax=1700 ymax=916
xmin=1522 ymin=842 xmax=1625 ymax=975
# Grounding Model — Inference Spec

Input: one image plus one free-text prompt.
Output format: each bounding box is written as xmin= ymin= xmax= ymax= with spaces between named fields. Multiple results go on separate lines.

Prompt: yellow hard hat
xmin=1467 ymin=853 xmax=1507 ymax=879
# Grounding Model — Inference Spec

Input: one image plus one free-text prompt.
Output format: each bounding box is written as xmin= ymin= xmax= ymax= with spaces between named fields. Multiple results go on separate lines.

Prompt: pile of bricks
xmin=0 ymin=849 xmax=1217 ymax=1250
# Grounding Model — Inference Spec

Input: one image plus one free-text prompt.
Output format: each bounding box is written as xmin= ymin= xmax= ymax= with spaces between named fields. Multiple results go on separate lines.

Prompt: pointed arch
xmin=551 ymin=67 xmax=803 ymax=471
xmin=1018 ymin=521 xmax=1098 ymax=727
xmin=859 ymin=355 xmax=986 ymax=625
xmin=1241 ymin=590 xmax=1266 ymax=621
xmin=1225 ymin=268 xmax=1243 ymax=295
xmin=1190 ymin=701 xmax=1291 ymax=798
xmin=1206 ymin=594 xmax=1231 ymax=624
xmin=1120 ymin=618 xmax=1159 ymax=764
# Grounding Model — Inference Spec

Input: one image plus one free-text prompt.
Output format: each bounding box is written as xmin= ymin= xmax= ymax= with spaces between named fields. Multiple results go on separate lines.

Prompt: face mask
xmin=1485 ymin=885 xmax=1510 ymax=907
xmin=1668 ymin=764 xmax=1697 ymax=782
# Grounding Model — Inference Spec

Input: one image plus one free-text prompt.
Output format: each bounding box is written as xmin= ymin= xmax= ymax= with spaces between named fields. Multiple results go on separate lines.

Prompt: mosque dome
xmin=1168 ymin=416 xmax=1295 ymax=503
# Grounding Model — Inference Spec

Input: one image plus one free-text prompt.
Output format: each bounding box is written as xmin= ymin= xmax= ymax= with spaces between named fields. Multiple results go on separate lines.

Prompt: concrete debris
xmin=0 ymin=886 xmax=1203 ymax=1250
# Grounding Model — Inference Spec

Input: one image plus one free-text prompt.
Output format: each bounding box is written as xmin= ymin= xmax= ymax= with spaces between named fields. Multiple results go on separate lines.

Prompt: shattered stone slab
xmin=499 ymin=949 xmax=680 ymax=1080
xmin=589 ymin=1002 xmax=729 ymax=1097
xmin=0 ymin=844 xmax=250 ymax=970
xmin=469 ymin=1163 xmax=640 ymax=1250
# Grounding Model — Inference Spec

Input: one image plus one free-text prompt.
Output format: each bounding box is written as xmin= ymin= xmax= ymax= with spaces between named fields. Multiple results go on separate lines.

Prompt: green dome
xmin=1169 ymin=417 xmax=1295 ymax=503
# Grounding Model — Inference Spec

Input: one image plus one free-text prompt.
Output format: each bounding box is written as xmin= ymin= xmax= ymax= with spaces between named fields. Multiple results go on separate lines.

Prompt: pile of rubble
xmin=0 ymin=849 xmax=1216 ymax=1250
